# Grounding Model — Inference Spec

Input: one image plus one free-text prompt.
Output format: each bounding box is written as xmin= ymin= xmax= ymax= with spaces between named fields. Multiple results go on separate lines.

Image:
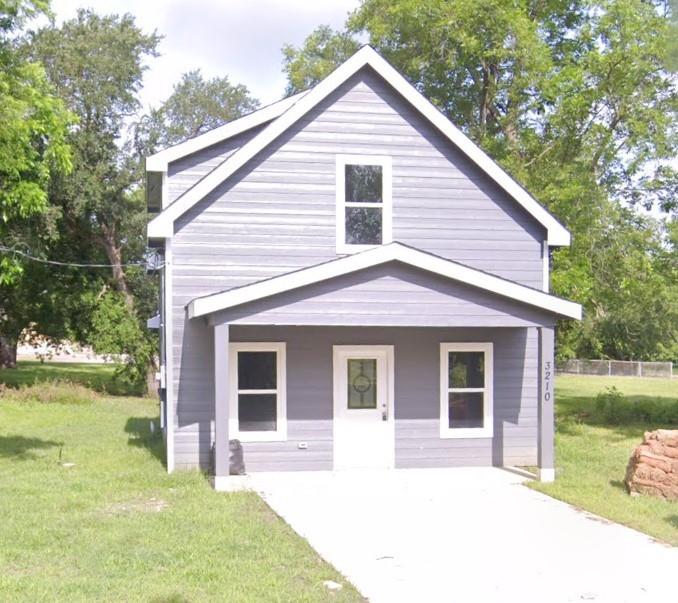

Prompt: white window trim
xmin=336 ymin=154 xmax=393 ymax=254
xmin=228 ymin=342 xmax=287 ymax=442
xmin=439 ymin=342 xmax=494 ymax=439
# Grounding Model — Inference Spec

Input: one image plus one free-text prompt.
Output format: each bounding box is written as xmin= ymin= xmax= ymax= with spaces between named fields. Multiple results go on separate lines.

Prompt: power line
xmin=0 ymin=245 xmax=163 ymax=270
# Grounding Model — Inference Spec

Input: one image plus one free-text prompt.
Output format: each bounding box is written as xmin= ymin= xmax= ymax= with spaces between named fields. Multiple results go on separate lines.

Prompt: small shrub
xmin=594 ymin=386 xmax=678 ymax=426
xmin=594 ymin=387 xmax=627 ymax=424
xmin=0 ymin=380 xmax=98 ymax=405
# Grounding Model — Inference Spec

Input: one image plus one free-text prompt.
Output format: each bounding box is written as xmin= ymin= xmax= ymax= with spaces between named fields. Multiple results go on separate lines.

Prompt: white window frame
xmin=336 ymin=154 xmax=393 ymax=254
xmin=228 ymin=342 xmax=287 ymax=442
xmin=439 ymin=342 xmax=494 ymax=439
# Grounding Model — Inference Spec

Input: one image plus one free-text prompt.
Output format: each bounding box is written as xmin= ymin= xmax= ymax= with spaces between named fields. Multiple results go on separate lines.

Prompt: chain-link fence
xmin=557 ymin=359 xmax=674 ymax=379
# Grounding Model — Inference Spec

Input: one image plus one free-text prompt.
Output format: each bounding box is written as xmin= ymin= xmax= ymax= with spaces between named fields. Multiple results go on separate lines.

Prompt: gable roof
xmin=145 ymin=91 xmax=308 ymax=172
xmin=187 ymin=243 xmax=582 ymax=320
xmin=147 ymin=46 xmax=570 ymax=246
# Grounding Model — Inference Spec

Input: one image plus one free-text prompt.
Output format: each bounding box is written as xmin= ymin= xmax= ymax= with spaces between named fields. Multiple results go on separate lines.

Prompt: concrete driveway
xmin=248 ymin=468 xmax=677 ymax=603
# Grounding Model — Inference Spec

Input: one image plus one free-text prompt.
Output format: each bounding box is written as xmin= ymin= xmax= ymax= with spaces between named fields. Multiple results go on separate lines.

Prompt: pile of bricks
xmin=625 ymin=430 xmax=678 ymax=501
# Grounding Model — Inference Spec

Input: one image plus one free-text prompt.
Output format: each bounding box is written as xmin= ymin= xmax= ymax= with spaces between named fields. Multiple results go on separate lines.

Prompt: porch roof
xmin=187 ymin=243 xmax=582 ymax=322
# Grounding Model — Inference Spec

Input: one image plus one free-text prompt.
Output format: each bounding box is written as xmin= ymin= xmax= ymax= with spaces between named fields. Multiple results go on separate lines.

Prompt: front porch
xmin=209 ymin=324 xmax=555 ymax=488
xmin=177 ymin=245 xmax=575 ymax=487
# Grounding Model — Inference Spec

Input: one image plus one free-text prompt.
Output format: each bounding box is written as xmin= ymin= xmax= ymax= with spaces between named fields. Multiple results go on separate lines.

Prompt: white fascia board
xmin=149 ymin=46 xmax=570 ymax=246
xmin=148 ymin=217 xmax=173 ymax=239
xmin=359 ymin=50 xmax=570 ymax=246
xmin=188 ymin=243 xmax=582 ymax=320
xmin=145 ymin=92 xmax=307 ymax=172
xmin=148 ymin=47 xmax=379 ymax=239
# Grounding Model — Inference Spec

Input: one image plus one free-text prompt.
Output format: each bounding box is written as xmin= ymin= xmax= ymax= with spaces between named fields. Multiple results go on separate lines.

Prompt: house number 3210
xmin=544 ymin=361 xmax=552 ymax=402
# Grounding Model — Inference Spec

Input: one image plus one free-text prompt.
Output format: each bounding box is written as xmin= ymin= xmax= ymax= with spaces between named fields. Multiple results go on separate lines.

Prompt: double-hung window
xmin=439 ymin=343 xmax=493 ymax=438
xmin=336 ymin=155 xmax=392 ymax=253
xmin=229 ymin=342 xmax=286 ymax=442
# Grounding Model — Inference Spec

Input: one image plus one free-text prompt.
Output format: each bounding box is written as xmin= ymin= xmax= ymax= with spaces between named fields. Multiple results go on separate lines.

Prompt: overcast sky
xmin=50 ymin=0 xmax=361 ymax=110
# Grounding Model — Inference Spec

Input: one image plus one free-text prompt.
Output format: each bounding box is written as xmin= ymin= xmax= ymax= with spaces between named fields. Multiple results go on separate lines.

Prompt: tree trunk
xmin=100 ymin=223 xmax=134 ymax=309
xmin=479 ymin=66 xmax=489 ymax=135
xmin=145 ymin=356 xmax=159 ymax=398
xmin=0 ymin=335 xmax=18 ymax=369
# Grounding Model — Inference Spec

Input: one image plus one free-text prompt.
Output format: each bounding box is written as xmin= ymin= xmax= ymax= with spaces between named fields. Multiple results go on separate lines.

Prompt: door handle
xmin=382 ymin=409 xmax=388 ymax=421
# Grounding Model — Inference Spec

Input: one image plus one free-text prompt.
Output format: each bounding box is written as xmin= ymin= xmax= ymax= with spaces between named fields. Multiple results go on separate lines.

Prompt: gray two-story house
xmin=146 ymin=46 xmax=581 ymax=490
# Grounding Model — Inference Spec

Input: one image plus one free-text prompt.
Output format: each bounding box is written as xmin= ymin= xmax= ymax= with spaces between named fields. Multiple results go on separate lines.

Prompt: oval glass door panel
xmin=347 ymin=358 xmax=377 ymax=409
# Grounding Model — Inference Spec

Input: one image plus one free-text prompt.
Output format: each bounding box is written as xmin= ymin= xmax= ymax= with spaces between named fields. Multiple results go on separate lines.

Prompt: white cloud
xmin=50 ymin=0 xmax=360 ymax=109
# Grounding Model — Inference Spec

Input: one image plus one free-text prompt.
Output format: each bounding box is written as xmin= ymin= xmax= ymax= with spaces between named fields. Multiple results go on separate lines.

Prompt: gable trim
xmin=187 ymin=243 xmax=582 ymax=320
xmin=145 ymin=91 xmax=308 ymax=172
xmin=147 ymin=46 xmax=570 ymax=246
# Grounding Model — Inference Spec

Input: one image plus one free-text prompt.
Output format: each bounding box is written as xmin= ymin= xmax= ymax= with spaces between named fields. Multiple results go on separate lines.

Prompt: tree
xmin=0 ymin=0 xmax=73 ymax=367
xmin=28 ymin=10 xmax=159 ymax=308
xmin=282 ymin=25 xmax=359 ymax=97
xmin=16 ymin=10 xmax=160 ymax=387
xmin=135 ymin=70 xmax=259 ymax=155
xmin=23 ymin=11 xmax=259 ymax=388
xmin=283 ymin=0 xmax=678 ymax=361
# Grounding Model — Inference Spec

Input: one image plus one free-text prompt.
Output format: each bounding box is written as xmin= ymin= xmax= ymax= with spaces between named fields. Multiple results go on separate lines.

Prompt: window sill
xmin=231 ymin=430 xmax=287 ymax=443
xmin=336 ymin=243 xmax=383 ymax=255
xmin=439 ymin=426 xmax=494 ymax=439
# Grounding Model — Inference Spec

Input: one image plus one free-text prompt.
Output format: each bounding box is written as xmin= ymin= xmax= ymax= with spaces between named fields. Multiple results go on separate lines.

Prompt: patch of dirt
xmin=103 ymin=497 xmax=168 ymax=516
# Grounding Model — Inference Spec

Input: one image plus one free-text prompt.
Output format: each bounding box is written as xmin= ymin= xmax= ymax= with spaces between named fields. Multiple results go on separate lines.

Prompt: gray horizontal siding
xmin=211 ymin=263 xmax=554 ymax=328
xmin=172 ymin=325 xmax=539 ymax=471
xmin=173 ymin=67 xmax=546 ymax=296
xmin=166 ymin=125 xmax=265 ymax=204
xmin=392 ymin=326 xmax=538 ymax=468
xmin=169 ymin=66 xmax=550 ymax=469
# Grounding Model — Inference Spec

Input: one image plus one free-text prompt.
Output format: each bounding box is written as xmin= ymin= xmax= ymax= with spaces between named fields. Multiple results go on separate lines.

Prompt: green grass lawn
xmin=0 ymin=364 xmax=364 ymax=602
xmin=532 ymin=374 xmax=678 ymax=546
xmin=1 ymin=363 xmax=676 ymax=602
xmin=0 ymin=360 xmax=138 ymax=395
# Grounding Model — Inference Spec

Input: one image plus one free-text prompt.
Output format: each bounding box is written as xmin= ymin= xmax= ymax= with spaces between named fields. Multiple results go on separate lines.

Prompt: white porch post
xmin=213 ymin=322 xmax=230 ymax=488
xmin=538 ymin=326 xmax=555 ymax=482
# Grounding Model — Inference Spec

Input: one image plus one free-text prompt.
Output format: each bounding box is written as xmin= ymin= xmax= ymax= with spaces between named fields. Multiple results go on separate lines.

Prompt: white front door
xmin=333 ymin=345 xmax=394 ymax=470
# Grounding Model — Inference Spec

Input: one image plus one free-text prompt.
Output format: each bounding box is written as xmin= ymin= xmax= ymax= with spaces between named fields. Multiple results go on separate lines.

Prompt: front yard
xmin=0 ymin=364 xmax=676 ymax=602
xmin=532 ymin=374 xmax=678 ymax=546
xmin=0 ymin=372 xmax=363 ymax=602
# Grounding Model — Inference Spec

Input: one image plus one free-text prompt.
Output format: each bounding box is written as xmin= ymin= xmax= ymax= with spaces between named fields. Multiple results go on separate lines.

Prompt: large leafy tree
xmin=28 ymin=9 xmax=159 ymax=307
xmin=282 ymin=26 xmax=359 ymax=97
xmin=23 ymin=11 xmax=259 ymax=388
xmin=17 ymin=10 xmax=160 ymax=387
xmin=135 ymin=69 xmax=259 ymax=155
xmin=0 ymin=0 xmax=72 ymax=367
xmin=283 ymin=0 xmax=678 ymax=361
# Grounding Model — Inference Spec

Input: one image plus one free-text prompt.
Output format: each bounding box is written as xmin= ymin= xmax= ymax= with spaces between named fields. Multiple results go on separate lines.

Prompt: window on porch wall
xmin=228 ymin=342 xmax=287 ymax=442
xmin=439 ymin=343 xmax=494 ymax=439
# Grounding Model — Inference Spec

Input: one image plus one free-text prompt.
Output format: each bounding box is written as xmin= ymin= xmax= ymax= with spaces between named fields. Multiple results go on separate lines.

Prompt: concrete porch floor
xmin=247 ymin=467 xmax=677 ymax=603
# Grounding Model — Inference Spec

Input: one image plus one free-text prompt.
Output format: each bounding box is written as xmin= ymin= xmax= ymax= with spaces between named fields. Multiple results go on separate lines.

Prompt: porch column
xmin=213 ymin=322 xmax=229 ymax=488
xmin=537 ymin=326 xmax=555 ymax=482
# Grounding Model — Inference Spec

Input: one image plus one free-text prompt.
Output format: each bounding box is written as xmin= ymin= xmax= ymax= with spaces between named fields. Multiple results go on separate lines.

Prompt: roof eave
xmin=187 ymin=243 xmax=582 ymax=321
xmin=144 ymin=91 xmax=308 ymax=172
xmin=548 ymin=227 xmax=570 ymax=247
xmin=147 ymin=46 xmax=571 ymax=247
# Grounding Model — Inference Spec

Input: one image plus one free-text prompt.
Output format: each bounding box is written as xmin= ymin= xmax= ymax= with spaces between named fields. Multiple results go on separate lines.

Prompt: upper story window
xmin=336 ymin=155 xmax=392 ymax=253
